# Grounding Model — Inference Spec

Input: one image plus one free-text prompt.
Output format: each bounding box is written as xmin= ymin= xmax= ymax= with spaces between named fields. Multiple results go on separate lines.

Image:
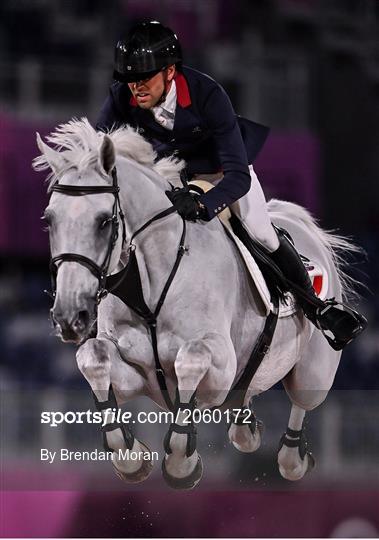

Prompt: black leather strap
xmin=130 ymin=206 xmax=177 ymax=244
xmin=163 ymin=390 xmax=197 ymax=457
xmin=221 ymin=294 xmax=279 ymax=410
xmin=92 ymin=385 xmax=118 ymax=411
xmin=163 ymin=420 xmax=197 ymax=458
xmin=48 ymin=167 xmax=126 ymax=302
xmin=286 ymin=427 xmax=303 ymax=438
xmin=109 ymin=212 xmax=187 ymax=412
xmin=92 ymin=385 xmax=134 ymax=452
xmin=153 ymin=219 xmax=187 ymax=319
xmin=51 ymin=253 xmax=103 ymax=281
xmin=51 ymin=184 xmax=119 ymax=195
xmin=148 ymin=322 xmax=173 ymax=411
xmin=278 ymin=426 xmax=308 ymax=460
xmin=188 ymin=184 xmax=205 ymax=196
xmin=163 ymin=422 xmax=197 ymax=458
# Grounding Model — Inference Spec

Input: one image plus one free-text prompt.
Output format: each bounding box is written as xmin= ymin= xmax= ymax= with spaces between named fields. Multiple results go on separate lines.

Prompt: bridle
xmin=48 ymin=168 xmax=126 ymax=304
xmin=47 ymin=164 xmax=185 ymax=411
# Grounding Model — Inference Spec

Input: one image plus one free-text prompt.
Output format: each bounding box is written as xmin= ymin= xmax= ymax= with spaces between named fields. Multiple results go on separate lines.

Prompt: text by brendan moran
xmin=41 ymin=448 xmax=159 ymax=464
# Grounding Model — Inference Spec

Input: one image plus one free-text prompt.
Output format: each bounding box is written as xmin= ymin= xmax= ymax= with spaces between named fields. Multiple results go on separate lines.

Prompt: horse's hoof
xmin=162 ymin=454 xmax=203 ymax=490
xmin=228 ymin=419 xmax=264 ymax=453
xmin=278 ymin=452 xmax=315 ymax=481
xmin=112 ymin=441 xmax=154 ymax=484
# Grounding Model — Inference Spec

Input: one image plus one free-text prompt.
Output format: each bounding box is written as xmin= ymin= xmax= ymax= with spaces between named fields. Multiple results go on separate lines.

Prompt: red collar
xmin=129 ymin=71 xmax=191 ymax=108
xmin=175 ymin=72 xmax=191 ymax=107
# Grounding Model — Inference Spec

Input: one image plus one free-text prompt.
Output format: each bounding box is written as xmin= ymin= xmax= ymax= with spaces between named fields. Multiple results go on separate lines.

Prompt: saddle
xmin=189 ymin=180 xmax=328 ymax=319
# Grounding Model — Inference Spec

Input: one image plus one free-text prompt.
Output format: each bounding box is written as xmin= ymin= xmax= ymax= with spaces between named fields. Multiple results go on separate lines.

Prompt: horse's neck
xmin=117 ymin=158 xmax=168 ymax=228
xmin=118 ymin=158 xmax=182 ymax=305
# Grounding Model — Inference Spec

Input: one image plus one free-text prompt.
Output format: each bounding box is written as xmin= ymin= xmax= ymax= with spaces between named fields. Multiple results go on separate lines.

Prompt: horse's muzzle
xmin=51 ymin=306 xmax=96 ymax=344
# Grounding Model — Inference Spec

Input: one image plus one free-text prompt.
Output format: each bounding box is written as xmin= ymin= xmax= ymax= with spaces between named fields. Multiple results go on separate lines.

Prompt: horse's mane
xmin=33 ymin=117 xmax=185 ymax=188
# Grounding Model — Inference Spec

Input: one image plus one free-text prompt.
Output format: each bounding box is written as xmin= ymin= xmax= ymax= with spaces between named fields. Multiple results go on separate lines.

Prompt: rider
xmin=96 ymin=20 xmax=366 ymax=350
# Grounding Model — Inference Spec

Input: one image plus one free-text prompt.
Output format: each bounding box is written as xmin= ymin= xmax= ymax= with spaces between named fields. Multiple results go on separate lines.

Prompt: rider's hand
xmin=166 ymin=187 xmax=209 ymax=221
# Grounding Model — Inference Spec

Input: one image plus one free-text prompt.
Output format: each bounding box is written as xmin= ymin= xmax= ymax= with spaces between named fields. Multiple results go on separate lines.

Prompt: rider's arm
xmin=198 ymin=83 xmax=251 ymax=220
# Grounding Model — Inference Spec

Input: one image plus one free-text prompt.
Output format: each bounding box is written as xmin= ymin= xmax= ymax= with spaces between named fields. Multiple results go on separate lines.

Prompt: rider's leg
xmin=232 ymin=165 xmax=366 ymax=350
xmin=230 ymin=165 xmax=279 ymax=253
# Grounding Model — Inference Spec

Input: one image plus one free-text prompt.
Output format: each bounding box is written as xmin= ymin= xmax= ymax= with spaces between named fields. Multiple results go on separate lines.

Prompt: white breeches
xmin=232 ymin=165 xmax=279 ymax=252
xmin=194 ymin=165 xmax=279 ymax=252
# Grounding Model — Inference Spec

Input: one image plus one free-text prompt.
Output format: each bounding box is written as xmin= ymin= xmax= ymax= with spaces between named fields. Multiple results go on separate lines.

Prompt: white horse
xmin=34 ymin=118 xmax=361 ymax=489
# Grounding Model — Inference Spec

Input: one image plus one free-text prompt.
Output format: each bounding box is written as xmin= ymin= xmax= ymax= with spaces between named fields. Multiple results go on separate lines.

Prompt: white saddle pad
xmin=189 ymin=179 xmax=328 ymax=318
xmin=220 ymin=218 xmax=328 ymax=318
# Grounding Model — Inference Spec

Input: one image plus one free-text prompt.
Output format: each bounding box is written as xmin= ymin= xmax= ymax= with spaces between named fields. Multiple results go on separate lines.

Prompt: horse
xmin=34 ymin=118 xmax=361 ymax=489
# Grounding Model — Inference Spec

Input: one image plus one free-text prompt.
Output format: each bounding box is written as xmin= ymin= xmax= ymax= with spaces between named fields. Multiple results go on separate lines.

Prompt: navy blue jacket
xmin=96 ymin=66 xmax=269 ymax=219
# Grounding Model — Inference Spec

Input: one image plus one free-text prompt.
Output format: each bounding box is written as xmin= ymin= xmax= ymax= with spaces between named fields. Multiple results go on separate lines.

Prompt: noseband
xmin=48 ymin=168 xmax=126 ymax=304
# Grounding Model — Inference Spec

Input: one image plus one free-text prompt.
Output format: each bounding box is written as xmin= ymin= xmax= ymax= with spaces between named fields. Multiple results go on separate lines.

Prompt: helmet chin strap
xmin=156 ymin=68 xmax=172 ymax=105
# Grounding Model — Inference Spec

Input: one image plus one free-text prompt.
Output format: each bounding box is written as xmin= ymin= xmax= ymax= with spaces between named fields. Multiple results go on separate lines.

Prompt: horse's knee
xmin=76 ymin=338 xmax=111 ymax=382
xmin=175 ymin=339 xmax=212 ymax=380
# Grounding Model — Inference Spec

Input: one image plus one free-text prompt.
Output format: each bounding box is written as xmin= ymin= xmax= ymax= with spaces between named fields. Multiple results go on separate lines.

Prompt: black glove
xmin=166 ymin=187 xmax=209 ymax=221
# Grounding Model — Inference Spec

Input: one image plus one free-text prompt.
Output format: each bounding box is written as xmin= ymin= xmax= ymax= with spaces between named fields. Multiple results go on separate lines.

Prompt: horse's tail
xmin=267 ymin=199 xmax=365 ymax=302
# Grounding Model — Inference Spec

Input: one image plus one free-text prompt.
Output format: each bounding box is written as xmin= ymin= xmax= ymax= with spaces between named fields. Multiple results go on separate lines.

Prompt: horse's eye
xmin=99 ymin=216 xmax=112 ymax=230
xmin=41 ymin=213 xmax=52 ymax=231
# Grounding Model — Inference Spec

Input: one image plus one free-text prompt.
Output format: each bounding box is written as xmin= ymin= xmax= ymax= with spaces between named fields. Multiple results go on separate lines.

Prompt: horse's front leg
xmin=76 ymin=337 xmax=153 ymax=483
xmin=227 ymin=392 xmax=264 ymax=453
xmin=162 ymin=332 xmax=236 ymax=490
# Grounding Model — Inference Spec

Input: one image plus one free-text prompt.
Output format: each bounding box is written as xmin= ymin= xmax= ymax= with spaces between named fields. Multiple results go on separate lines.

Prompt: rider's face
xmin=128 ymin=65 xmax=176 ymax=109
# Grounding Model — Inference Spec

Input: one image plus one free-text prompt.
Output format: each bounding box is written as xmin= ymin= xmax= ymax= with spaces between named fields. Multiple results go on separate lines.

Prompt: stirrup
xmin=315 ymin=298 xmax=367 ymax=351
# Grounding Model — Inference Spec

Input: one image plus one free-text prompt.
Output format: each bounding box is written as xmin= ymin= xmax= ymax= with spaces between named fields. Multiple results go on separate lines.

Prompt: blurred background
xmin=0 ymin=0 xmax=378 ymax=537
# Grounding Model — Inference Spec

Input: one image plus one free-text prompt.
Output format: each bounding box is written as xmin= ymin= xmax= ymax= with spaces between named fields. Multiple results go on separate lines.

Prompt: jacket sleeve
xmin=198 ymin=83 xmax=251 ymax=219
xmin=95 ymin=89 xmax=123 ymax=132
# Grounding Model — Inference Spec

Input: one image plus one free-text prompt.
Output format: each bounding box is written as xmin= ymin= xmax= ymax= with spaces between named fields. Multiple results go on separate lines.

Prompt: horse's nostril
xmin=73 ymin=310 xmax=90 ymax=332
xmin=50 ymin=309 xmax=57 ymax=327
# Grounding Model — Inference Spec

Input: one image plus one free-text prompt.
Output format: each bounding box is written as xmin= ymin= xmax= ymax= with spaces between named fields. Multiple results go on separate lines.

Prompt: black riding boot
xmin=270 ymin=230 xmax=367 ymax=350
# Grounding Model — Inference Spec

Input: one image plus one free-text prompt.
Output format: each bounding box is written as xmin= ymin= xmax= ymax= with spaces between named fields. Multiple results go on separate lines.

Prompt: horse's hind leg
xmin=227 ymin=392 xmax=264 ymax=453
xmin=76 ymin=337 xmax=153 ymax=483
xmin=162 ymin=332 xmax=236 ymax=490
xmin=277 ymin=404 xmax=315 ymax=481
xmin=278 ymin=331 xmax=341 ymax=481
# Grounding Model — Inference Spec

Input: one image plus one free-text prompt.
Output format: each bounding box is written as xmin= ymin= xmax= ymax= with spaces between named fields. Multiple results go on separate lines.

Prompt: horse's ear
xmin=99 ymin=135 xmax=115 ymax=175
xmin=36 ymin=132 xmax=66 ymax=175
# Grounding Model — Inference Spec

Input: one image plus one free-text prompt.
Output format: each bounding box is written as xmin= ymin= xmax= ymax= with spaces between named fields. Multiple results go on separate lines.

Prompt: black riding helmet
xmin=113 ymin=20 xmax=182 ymax=83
